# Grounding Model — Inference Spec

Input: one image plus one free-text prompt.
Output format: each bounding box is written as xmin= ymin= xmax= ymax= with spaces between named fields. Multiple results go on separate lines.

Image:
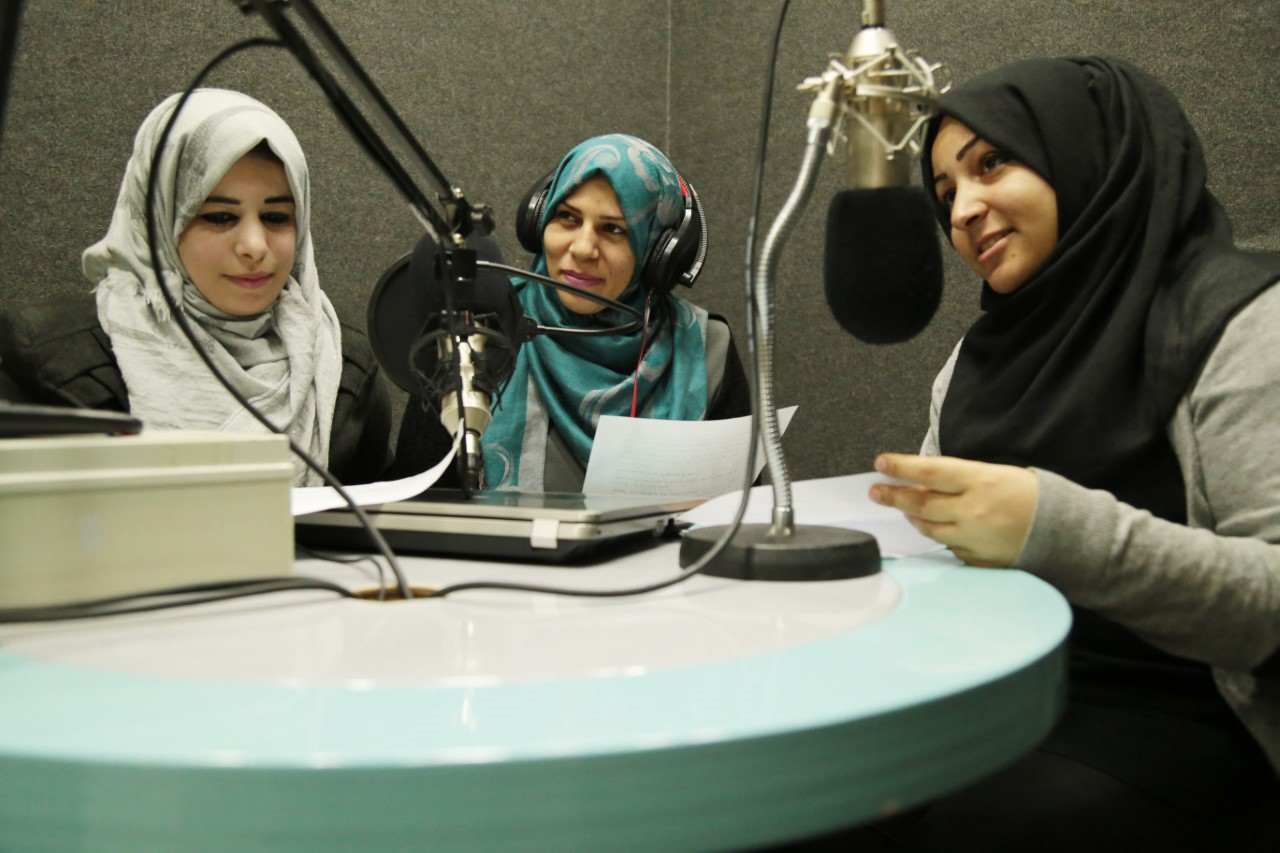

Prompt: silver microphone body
xmin=844 ymin=20 xmax=920 ymax=189
xmin=436 ymin=329 xmax=494 ymax=491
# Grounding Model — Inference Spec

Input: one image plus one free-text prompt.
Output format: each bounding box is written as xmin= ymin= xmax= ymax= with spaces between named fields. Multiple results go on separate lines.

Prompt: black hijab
xmin=920 ymin=57 xmax=1280 ymax=522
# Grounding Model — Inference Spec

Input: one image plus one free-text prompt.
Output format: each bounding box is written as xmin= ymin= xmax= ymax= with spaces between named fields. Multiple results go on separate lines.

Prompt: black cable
xmin=1 ymin=7 xmax=796 ymax=620
xmin=296 ymin=544 xmax=387 ymax=586
xmin=477 ymin=261 xmax=644 ymax=336
xmin=297 ymin=544 xmax=378 ymax=565
xmin=220 ymin=2 xmax=788 ymax=603
xmin=737 ymin=0 xmax=792 ymax=502
xmin=19 ymin=5 xmax=795 ymax=613
xmin=427 ymin=3 xmax=795 ymax=601
xmin=140 ymin=37 xmax=411 ymax=601
xmin=0 ymin=577 xmax=358 ymax=624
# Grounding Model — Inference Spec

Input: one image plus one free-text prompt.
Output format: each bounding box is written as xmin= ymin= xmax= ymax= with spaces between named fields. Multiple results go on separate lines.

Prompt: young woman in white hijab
xmin=1 ymin=88 xmax=391 ymax=485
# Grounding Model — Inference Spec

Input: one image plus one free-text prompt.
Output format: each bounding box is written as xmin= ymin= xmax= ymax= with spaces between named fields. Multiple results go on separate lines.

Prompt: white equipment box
xmin=0 ymin=430 xmax=293 ymax=608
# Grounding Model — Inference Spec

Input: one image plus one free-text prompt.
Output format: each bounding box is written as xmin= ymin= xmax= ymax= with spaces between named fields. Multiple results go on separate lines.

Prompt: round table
xmin=0 ymin=541 xmax=1069 ymax=851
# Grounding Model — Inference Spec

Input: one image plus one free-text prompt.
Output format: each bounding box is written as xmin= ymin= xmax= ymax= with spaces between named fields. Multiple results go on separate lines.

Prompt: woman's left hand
xmin=868 ymin=453 xmax=1039 ymax=567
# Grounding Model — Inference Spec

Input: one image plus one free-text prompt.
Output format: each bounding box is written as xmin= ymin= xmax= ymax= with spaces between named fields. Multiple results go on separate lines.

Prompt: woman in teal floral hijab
xmin=481 ymin=134 xmax=713 ymax=491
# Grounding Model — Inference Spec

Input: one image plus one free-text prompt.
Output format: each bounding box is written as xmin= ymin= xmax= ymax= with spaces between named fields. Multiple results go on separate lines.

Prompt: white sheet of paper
xmin=581 ymin=406 xmax=797 ymax=500
xmin=290 ymin=433 xmax=459 ymax=516
xmin=677 ymin=471 xmax=945 ymax=559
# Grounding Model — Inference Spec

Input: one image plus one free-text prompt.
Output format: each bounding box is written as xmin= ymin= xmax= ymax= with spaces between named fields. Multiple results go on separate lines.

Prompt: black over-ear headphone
xmin=514 ymin=167 xmax=708 ymax=296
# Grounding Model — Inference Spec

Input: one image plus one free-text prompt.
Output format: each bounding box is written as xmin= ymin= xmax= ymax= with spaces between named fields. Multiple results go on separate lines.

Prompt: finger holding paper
xmin=868 ymin=452 xmax=1037 ymax=567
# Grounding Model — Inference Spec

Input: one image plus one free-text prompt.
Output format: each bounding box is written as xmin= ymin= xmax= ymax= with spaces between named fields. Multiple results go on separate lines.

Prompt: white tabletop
xmin=0 ymin=476 xmax=1071 ymax=851
xmin=0 ymin=471 xmax=1070 ymax=850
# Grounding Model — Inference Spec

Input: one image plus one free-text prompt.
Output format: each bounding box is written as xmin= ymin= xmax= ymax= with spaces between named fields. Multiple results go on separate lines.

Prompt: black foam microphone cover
xmin=367 ymin=230 xmax=519 ymax=396
xmin=823 ymin=186 xmax=944 ymax=344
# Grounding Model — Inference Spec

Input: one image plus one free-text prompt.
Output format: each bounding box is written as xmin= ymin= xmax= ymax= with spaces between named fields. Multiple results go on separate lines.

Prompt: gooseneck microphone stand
xmin=678 ymin=1 xmax=945 ymax=580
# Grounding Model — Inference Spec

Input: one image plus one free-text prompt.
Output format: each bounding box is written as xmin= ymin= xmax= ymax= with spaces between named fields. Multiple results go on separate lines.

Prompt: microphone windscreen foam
xmin=824 ymin=186 xmax=943 ymax=344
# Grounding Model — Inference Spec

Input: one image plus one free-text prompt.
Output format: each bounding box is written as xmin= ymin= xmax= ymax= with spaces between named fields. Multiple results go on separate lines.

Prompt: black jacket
xmin=0 ymin=293 xmax=392 ymax=485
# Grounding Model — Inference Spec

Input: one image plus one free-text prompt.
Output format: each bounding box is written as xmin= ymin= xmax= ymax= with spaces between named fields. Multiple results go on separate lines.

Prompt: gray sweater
xmin=921 ymin=282 xmax=1280 ymax=774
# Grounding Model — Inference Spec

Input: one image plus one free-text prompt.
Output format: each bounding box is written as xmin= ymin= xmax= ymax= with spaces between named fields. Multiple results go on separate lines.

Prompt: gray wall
xmin=2 ymin=1 xmax=1276 ymax=482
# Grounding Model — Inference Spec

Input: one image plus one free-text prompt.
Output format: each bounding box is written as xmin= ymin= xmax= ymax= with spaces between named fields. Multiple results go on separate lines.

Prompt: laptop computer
xmin=294 ymin=489 xmax=702 ymax=563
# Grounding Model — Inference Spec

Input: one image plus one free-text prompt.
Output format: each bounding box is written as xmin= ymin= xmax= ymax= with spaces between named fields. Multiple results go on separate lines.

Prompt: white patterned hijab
xmin=84 ymin=88 xmax=342 ymax=485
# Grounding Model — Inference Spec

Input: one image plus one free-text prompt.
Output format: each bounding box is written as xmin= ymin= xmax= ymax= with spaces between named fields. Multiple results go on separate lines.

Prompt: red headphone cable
xmin=629 ymin=294 xmax=652 ymax=417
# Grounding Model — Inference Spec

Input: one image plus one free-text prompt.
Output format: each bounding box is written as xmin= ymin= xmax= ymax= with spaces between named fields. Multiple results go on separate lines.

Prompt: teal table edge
xmin=0 ymin=555 xmax=1071 ymax=852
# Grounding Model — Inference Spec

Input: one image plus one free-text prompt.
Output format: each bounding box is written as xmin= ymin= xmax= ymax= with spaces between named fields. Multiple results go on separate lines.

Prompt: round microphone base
xmin=679 ymin=524 xmax=880 ymax=581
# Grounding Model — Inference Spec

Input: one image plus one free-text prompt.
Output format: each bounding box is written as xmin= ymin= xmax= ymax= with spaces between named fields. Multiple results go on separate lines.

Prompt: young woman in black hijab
xmin=860 ymin=57 xmax=1280 ymax=849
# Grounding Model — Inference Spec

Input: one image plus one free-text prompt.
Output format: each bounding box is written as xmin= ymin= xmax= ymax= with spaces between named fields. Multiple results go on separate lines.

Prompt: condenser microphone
xmin=414 ymin=233 xmax=533 ymax=489
xmin=368 ymin=230 xmax=533 ymax=489
xmin=368 ymin=230 xmax=527 ymax=396
xmin=404 ymin=232 xmax=526 ymax=393
xmin=821 ymin=0 xmax=944 ymax=344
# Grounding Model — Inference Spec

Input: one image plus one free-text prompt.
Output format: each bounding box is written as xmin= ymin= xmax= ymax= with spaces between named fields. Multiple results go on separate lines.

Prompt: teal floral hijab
xmin=481 ymin=134 xmax=711 ymax=491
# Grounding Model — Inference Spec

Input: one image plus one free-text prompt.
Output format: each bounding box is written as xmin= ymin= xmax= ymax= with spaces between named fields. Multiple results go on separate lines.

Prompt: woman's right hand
xmin=868 ymin=453 xmax=1039 ymax=568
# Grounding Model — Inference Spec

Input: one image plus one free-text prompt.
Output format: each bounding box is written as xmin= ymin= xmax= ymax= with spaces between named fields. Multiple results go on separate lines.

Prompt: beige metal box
xmin=0 ymin=430 xmax=293 ymax=608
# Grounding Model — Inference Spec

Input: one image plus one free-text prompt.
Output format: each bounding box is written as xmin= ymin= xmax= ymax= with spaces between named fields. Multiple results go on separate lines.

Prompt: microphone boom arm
xmin=234 ymin=0 xmax=502 ymax=494
xmin=234 ymin=0 xmax=488 ymax=244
